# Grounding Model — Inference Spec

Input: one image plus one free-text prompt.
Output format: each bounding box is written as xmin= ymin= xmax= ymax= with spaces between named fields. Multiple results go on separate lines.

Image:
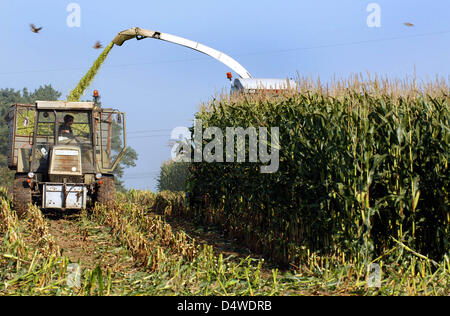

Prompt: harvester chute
xmin=113 ymin=27 xmax=253 ymax=79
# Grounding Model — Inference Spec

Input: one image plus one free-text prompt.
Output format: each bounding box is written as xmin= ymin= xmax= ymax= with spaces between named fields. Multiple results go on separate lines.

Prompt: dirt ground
xmin=43 ymin=210 xmax=136 ymax=273
xmin=37 ymin=209 xmax=279 ymax=286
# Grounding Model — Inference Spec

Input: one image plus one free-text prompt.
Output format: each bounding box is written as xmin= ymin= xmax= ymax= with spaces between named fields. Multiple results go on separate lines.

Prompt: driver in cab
xmin=58 ymin=115 xmax=74 ymax=138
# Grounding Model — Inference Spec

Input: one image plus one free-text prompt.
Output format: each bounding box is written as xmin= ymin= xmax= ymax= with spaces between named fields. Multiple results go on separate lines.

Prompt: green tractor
xmin=6 ymin=91 xmax=126 ymax=216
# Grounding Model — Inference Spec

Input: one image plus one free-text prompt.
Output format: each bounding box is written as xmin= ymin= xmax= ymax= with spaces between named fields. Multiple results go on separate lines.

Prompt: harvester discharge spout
xmin=113 ymin=27 xmax=253 ymax=79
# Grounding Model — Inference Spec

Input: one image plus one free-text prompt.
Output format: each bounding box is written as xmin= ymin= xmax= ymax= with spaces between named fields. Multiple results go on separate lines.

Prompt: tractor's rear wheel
xmin=96 ymin=176 xmax=115 ymax=208
xmin=13 ymin=176 xmax=32 ymax=218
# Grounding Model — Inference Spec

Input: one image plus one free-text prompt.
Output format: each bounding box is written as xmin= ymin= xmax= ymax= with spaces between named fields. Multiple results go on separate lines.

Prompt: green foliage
xmin=157 ymin=160 xmax=190 ymax=192
xmin=68 ymin=42 xmax=114 ymax=102
xmin=113 ymin=147 xmax=138 ymax=192
xmin=108 ymin=119 xmax=138 ymax=192
xmin=187 ymin=79 xmax=449 ymax=266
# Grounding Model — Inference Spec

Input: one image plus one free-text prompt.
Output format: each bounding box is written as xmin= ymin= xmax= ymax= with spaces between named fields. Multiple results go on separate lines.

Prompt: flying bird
xmin=30 ymin=24 xmax=42 ymax=33
xmin=93 ymin=41 xmax=103 ymax=49
xmin=403 ymin=22 xmax=414 ymax=27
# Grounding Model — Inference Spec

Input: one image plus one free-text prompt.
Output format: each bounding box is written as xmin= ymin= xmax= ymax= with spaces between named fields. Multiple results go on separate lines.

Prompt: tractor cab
xmin=7 ymin=94 xmax=126 ymax=214
xmin=31 ymin=103 xmax=96 ymax=181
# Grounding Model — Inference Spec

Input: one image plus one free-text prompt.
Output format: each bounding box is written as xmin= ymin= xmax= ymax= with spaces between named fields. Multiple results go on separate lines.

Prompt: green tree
xmin=157 ymin=160 xmax=190 ymax=192
xmin=110 ymin=120 xmax=138 ymax=192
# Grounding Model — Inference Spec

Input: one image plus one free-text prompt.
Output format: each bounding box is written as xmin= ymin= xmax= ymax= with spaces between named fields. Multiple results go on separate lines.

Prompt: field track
xmin=44 ymin=211 xmax=136 ymax=272
xmin=43 ymin=209 xmax=272 ymax=277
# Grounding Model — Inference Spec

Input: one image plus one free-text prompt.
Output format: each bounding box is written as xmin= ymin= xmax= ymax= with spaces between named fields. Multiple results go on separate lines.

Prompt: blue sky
xmin=0 ymin=0 xmax=449 ymax=191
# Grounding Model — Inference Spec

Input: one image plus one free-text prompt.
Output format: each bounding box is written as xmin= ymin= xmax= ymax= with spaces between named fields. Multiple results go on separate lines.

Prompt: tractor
xmin=6 ymin=91 xmax=126 ymax=216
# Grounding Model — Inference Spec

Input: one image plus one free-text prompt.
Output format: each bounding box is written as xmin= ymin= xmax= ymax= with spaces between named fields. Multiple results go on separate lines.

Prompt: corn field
xmin=0 ymin=189 xmax=449 ymax=295
xmin=187 ymin=76 xmax=449 ymax=266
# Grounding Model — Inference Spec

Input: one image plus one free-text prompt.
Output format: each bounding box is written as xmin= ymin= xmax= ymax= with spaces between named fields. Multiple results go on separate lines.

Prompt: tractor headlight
xmin=95 ymin=173 xmax=103 ymax=180
xmin=27 ymin=172 xmax=35 ymax=179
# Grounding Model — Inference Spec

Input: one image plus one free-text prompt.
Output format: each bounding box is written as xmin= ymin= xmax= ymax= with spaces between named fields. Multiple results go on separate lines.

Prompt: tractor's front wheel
xmin=13 ymin=176 xmax=32 ymax=218
xmin=96 ymin=176 xmax=115 ymax=208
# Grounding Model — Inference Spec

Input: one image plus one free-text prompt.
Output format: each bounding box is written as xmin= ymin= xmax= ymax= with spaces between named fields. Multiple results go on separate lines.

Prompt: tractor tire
xmin=96 ymin=176 xmax=115 ymax=209
xmin=13 ymin=176 xmax=32 ymax=218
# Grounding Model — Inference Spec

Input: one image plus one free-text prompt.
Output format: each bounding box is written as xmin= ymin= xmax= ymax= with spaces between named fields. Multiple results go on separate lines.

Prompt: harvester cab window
xmin=32 ymin=111 xmax=56 ymax=172
xmin=56 ymin=112 xmax=91 ymax=145
xmin=9 ymin=105 xmax=35 ymax=172
xmin=55 ymin=111 xmax=95 ymax=174
xmin=97 ymin=111 xmax=125 ymax=170
xmin=58 ymin=115 xmax=74 ymax=138
xmin=15 ymin=107 xmax=35 ymax=137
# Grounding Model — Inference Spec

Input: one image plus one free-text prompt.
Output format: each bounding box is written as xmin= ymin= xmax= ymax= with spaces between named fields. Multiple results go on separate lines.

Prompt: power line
xmin=124 ymin=175 xmax=159 ymax=178
xmin=0 ymin=30 xmax=449 ymax=76
xmin=127 ymin=128 xmax=174 ymax=134
xmin=128 ymin=134 xmax=171 ymax=140
xmin=235 ymin=30 xmax=450 ymax=57
xmin=124 ymin=171 xmax=160 ymax=176
xmin=123 ymin=172 xmax=161 ymax=180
